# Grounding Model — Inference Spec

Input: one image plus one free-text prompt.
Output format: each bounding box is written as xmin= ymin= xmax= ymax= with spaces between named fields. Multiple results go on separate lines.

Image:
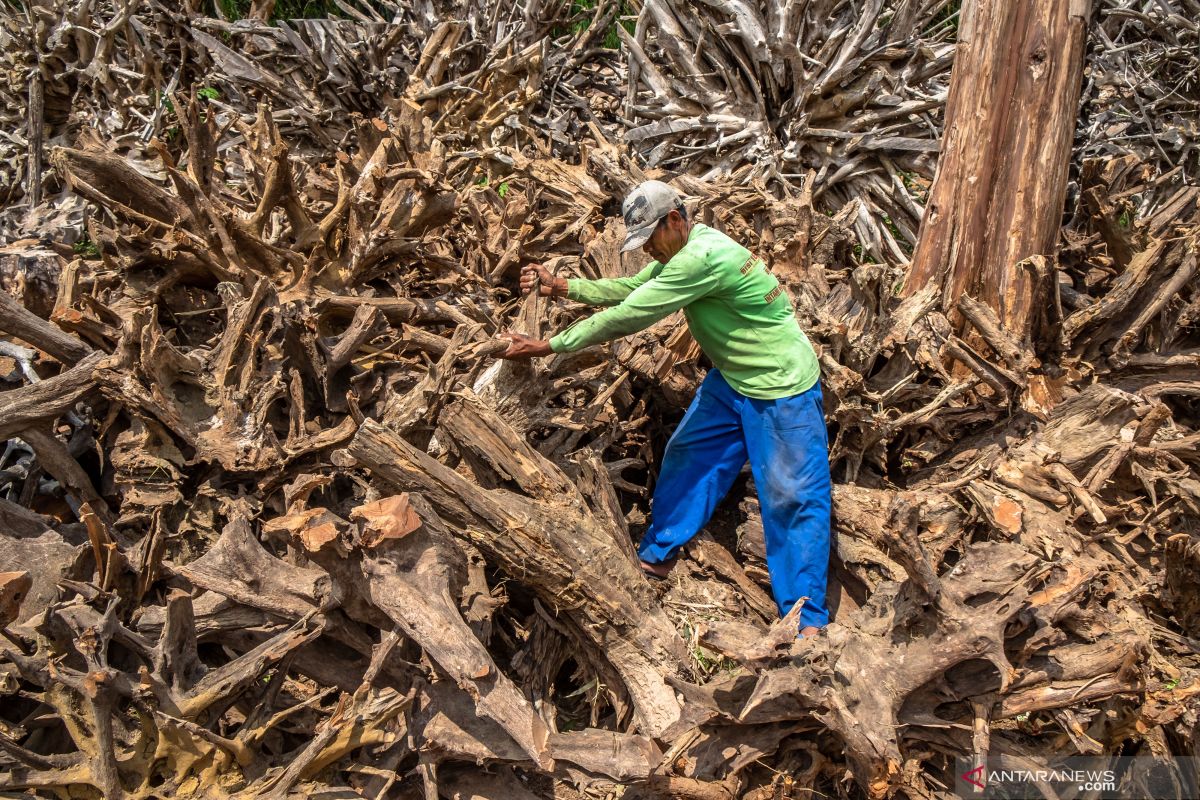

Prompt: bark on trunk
xmin=904 ymin=0 xmax=1093 ymax=340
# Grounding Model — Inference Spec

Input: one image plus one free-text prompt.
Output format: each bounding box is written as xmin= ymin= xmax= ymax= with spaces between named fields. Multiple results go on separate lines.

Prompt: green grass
xmin=72 ymin=236 xmax=100 ymax=259
xmin=923 ymin=0 xmax=961 ymax=38
xmin=214 ymin=0 xmax=348 ymax=21
xmin=475 ymin=175 xmax=514 ymax=198
xmin=552 ymin=0 xmax=635 ymax=49
xmin=852 ymin=243 xmax=878 ymax=265
xmin=882 ymin=214 xmax=914 ymax=257
xmin=680 ymin=621 xmax=739 ymax=677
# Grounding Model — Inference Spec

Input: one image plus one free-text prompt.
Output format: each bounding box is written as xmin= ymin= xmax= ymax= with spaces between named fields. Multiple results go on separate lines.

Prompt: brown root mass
xmin=1 ymin=1 xmax=1198 ymax=798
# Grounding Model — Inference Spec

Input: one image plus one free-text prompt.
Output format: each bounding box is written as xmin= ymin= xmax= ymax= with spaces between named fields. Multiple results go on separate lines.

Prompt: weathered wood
xmin=0 ymin=571 xmax=31 ymax=627
xmin=50 ymin=144 xmax=195 ymax=230
xmin=181 ymin=512 xmax=335 ymax=621
xmin=956 ymin=293 xmax=1034 ymax=377
xmin=283 ymin=492 xmax=554 ymax=768
xmin=0 ymin=351 xmax=101 ymax=441
xmin=739 ymin=541 xmax=1048 ymax=794
xmin=344 ymin=418 xmax=690 ymax=738
xmin=0 ymin=290 xmax=92 ymax=366
xmin=1165 ymin=534 xmax=1200 ymax=638
xmin=905 ymin=0 xmax=1093 ymax=339
xmin=20 ymin=428 xmax=108 ymax=520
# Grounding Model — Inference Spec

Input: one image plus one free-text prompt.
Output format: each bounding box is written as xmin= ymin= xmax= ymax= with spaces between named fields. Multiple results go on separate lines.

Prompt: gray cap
xmin=621 ymin=180 xmax=684 ymax=252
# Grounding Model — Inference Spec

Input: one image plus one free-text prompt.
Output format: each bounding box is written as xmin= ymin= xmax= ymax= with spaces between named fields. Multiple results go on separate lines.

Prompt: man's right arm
xmin=566 ymin=263 xmax=658 ymax=306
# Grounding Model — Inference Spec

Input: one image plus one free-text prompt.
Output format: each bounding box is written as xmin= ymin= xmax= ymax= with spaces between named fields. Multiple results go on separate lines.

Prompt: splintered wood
xmin=1 ymin=1 xmax=1199 ymax=799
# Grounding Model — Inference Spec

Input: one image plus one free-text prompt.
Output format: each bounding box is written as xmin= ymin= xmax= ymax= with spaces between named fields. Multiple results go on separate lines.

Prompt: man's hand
xmin=520 ymin=264 xmax=568 ymax=297
xmin=499 ymin=332 xmax=553 ymax=360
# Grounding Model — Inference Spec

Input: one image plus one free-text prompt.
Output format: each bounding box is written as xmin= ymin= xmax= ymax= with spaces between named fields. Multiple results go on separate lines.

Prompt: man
xmin=501 ymin=180 xmax=831 ymax=637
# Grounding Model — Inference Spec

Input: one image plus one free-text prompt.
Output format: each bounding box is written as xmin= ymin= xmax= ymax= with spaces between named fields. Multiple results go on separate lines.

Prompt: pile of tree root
xmin=1 ymin=1 xmax=1199 ymax=799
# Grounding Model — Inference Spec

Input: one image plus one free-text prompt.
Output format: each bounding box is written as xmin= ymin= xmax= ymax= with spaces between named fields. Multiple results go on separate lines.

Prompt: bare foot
xmin=640 ymin=558 xmax=676 ymax=580
xmin=799 ymin=626 xmax=822 ymax=638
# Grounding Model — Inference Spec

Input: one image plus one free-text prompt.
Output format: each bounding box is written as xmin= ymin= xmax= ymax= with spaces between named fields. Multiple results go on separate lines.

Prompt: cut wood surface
xmin=0 ymin=1 xmax=1198 ymax=799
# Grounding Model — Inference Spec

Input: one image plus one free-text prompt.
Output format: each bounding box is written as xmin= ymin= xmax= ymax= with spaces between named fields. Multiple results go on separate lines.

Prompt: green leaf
xmin=72 ymin=238 xmax=100 ymax=259
xmin=497 ymin=182 xmax=510 ymax=198
xmin=198 ymin=86 xmax=220 ymax=100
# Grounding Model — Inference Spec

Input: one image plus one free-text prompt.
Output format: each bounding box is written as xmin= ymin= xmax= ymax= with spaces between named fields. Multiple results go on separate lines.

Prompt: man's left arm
xmin=548 ymin=255 xmax=718 ymax=353
xmin=566 ymin=263 xmax=659 ymax=306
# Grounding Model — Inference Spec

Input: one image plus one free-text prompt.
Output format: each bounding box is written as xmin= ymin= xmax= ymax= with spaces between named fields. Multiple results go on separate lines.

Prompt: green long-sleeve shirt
xmin=548 ymin=224 xmax=820 ymax=400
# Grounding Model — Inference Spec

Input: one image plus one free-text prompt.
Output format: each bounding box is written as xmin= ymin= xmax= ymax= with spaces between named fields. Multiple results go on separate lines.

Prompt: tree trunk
xmin=904 ymin=0 xmax=1092 ymax=339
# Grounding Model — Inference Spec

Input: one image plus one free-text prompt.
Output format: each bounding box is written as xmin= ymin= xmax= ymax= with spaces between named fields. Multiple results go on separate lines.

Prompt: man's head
xmin=621 ymin=180 xmax=691 ymax=263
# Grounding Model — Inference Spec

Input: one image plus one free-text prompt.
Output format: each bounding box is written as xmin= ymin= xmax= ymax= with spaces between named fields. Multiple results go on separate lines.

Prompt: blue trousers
xmin=637 ymin=371 xmax=832 ymax=629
